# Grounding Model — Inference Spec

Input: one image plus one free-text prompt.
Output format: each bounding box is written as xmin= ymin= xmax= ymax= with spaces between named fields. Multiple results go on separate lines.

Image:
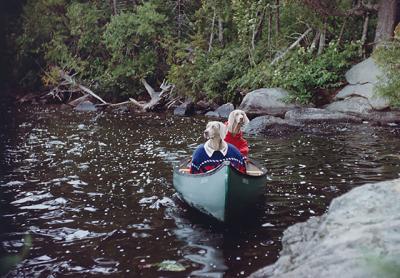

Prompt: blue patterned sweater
xmin=190 ymin=143 xmax=246 ymax=174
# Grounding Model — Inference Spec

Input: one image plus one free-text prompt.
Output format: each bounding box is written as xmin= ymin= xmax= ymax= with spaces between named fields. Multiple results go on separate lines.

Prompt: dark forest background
xmin=1 ymin=0 xmax=399 ymax=106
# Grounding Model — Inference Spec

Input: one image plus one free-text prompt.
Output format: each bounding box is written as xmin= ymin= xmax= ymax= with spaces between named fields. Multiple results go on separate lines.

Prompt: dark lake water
xmin=1 ymin=103 xmax=400 ymax=277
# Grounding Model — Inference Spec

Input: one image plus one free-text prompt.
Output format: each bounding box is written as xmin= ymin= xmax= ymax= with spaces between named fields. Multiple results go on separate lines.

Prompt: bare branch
xmin=271 ymin=27 xmax=313 ymax=65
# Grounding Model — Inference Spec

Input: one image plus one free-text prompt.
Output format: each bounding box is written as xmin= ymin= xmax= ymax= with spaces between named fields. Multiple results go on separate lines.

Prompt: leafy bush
xmin=16 ymin=0 xmax=68 ymax=88
xmin=271 ymin=41 xmax=361 ymax=103
xmin=169 ymin=45 xmax=253 ymax=102
xmin=102 ymin=2 xmax=167 ymax=94
xmin=373 ymin=26 xmax=400 ymax=108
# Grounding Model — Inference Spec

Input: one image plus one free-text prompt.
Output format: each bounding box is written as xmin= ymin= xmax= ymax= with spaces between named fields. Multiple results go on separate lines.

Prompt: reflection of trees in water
xmin=166 ymin=205 xmax=227 ymax=278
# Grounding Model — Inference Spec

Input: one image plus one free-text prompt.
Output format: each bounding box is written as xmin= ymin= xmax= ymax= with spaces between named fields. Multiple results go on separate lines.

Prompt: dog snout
xmin=204 ymin=131 xmax=209 ymax=138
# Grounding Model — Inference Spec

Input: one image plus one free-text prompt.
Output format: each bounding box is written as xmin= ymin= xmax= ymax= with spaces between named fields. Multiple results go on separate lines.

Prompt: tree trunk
xmin=218 ymin=16 xmax=223 ymax=45
xmin=268 ymin=8 xmax=272 ymax=49
xmin=317 ymin=21 xmax=326 ymax=55
xmin=112 ymin=0 xmax=117 ymax=15
xmin=177 ymin=0 xmax=182 ymax=39
xmin=275 ymin=0 xmax=280 ymax=34
xmin=337 ymin=18 xmax=347 ymax=45
xmin=252 ymin=10 xmax=265 ymax=50
xmin=309 ymin=30 xmax=320 ymax=53
xmin=374 ymin=0 xmax=399 ymax=45
xmin=360 ymin=12 xmax=370 ymax=56
xmin=208 ymin=9 xmax=216 ymax=52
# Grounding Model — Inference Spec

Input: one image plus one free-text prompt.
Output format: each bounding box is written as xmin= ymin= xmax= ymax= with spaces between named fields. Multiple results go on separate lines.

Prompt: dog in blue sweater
xmin=190 ymin=121 xmax=246 ymax=174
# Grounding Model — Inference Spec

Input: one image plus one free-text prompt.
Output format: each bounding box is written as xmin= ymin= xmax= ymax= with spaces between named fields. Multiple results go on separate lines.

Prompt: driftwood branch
xmin=60 ymin=71 xmax=108 ymax=104
xmin=271 ymin=27 xmax=312 ymax=65
xmin=129 ymin=79 xmax=174 ymax=112
xmin=42 ymin=70 xmax=174 ymax=112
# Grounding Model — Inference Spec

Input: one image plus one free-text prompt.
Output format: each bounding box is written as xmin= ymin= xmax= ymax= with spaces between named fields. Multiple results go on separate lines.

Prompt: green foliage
xmin=16 ymin=0 xmax=69 ymax=87
xmin=169 ymin=45 xmax=252 ymax=101
xmin=12 ymin=0 xmax=386 ymax=104
xmin=271 ymin=42 xmax=361 ymax=103
xmin=102 ymin=3 xmax=167 ymax=94
xmin=373 ymin=27 xmax=400 ymax=108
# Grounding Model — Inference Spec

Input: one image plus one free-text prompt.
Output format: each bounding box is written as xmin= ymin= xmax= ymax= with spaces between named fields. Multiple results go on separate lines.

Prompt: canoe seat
xmin=179 ymin=168 xmax=191 ymax=173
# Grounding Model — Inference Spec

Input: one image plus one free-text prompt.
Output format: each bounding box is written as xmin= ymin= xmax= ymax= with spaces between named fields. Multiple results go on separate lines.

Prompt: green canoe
xmin=173 ymin=159 xmax=267 ymax=222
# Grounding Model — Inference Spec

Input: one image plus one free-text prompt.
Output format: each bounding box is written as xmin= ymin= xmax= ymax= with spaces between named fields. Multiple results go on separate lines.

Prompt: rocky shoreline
xmin=172 ymin=57 xmax=400 ymax=135
xmin=249 ymin=178 xmax=400 ymax=278
xmin=13 ymin=57 xmax=400 ymax=136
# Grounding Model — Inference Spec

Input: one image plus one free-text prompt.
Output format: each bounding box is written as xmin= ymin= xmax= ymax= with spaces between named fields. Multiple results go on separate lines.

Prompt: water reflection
xmin=0 ymin=104 xmax=399 ymax=277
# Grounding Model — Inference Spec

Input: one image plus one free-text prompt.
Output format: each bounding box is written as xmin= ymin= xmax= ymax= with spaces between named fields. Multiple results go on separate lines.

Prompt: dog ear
xmin=218 ymin=122 xmax=227 ymax=139
xmin=243 ymin=111 xmax=250 ymax=125
xmin=227 ymin=111 xmax=236 ymax=133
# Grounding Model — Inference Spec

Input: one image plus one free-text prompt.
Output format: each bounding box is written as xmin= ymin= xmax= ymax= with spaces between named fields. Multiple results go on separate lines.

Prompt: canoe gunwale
xmin=173 ymin=158 xmax=268 ymax=179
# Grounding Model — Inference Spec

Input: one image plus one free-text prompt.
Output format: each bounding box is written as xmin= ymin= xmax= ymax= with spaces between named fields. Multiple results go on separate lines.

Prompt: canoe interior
xmin=173 ymin=158 xmax=267 ymax=222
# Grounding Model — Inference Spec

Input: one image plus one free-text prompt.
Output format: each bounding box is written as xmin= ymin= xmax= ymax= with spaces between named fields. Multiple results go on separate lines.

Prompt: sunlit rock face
xmin=285 ymin=108 xmax=361 ymax=124
xmin=327 ymin=58 xmax=391 ymax=113
xmin=239 ymin=88 xmax=298 ymax=117
xmin=250 ymin=179 xmax=400 ymax=278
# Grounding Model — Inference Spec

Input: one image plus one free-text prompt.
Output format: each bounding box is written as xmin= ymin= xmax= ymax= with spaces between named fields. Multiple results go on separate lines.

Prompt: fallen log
xmin=43 ymin=70 xmax=174 ymax=112
xmin=128 ymin=79 xmax=174 ymax=112
xmin=271 ymin=27 xmax=313 ymax=65
xmin=59 ymin=71 xmax=107 ymax=104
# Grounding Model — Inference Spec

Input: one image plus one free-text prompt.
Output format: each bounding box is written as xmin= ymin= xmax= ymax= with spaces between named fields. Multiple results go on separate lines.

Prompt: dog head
xmin=204 ymin=121 xmax=227 ymax=140
xmin=227 ymin=109 xmax=249 ymax=134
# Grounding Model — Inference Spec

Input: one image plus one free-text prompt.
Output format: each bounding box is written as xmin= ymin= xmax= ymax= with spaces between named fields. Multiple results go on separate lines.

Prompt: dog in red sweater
xmin=225 ymin=110 xmax=250 ymax=158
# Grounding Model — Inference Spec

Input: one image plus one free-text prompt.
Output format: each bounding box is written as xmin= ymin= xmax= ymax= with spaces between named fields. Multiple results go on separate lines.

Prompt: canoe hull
xmin=173 ymin=160 xmax=266 ymax=222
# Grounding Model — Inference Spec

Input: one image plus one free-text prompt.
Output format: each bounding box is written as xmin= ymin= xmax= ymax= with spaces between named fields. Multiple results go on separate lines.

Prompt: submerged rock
xmin=239 ymin=88 xmax=297 ymax=117
xmin=365 ymin=110 xmax=400 ymax=125
xmin=195 ymin=100 xmax=218 ymax=114
xmin=325 ymin=96 xmax=373 ymax=115
xmin=174 ymin=101 xmax=195 ymax=116
xmin=205 ymin=111 xmax=220 ymax=118
xmin=285 ymin=108 xmax=362 ymax=123
xmin=244 ymin=115 xmax=302 ymax=135
xmin=250 ymin=178 xmax=400 ymax=278
xmin=74 ymin=101 xmax=97 ymax=112
xmin=68 ymin=94 xmax=92 ymax=107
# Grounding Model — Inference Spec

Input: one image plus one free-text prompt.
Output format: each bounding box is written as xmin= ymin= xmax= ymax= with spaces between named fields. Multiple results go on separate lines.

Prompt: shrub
xmin=271 ymin=41 xmax=361 ymax=104
xmin=373 ymin=25 xmax=400 ymax=108
xmin=103 ymin=2 xmax=167 ymax=95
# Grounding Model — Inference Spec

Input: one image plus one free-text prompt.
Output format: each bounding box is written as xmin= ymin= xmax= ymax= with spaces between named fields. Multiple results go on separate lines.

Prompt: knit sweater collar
xmin=204 ymin=140 xmax=228 ymax=157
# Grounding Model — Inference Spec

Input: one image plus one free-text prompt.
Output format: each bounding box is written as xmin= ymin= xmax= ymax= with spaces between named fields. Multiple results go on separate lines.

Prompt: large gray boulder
xmin=244 ymin=115 xmax=302 ymax=135
xmin=335 ymin=84 xmax=390 ymax=111
xmin=330 ymin=57 xmax=390 ymax=112
xmin=325 ymin=96 xmax=373 ymax=115
xmin=285 ymin=108 xmax=362 ymax=123
xmin=205 ymin=103 xmax=234 ymax=118
xmin=239 ymin=88 xmax=297 ymax=117
xmin=250 ymin=178 xmax=400 ymax=278
xmin=214 ymin=103 xmax=234 ymax=118
xmin=345 ymin=57 xmax=384 ymax=85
